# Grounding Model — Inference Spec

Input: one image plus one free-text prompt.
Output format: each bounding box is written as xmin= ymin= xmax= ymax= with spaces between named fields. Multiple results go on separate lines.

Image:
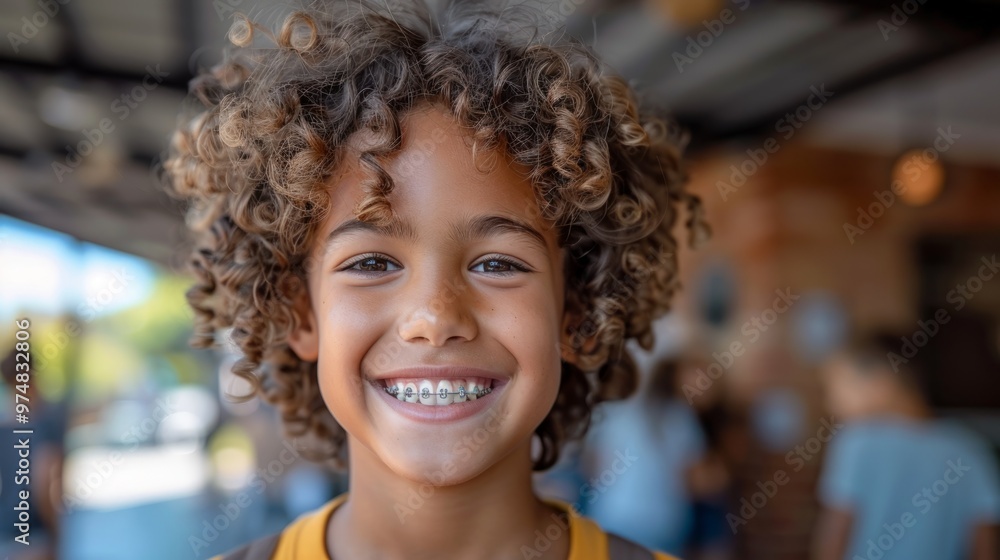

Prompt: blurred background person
xmin=583 ymin=358 xmax=707 ymax=555
xmin=680 ymin=352 xmax=745 ymax=560
xmin=0 ymin=348 xmax=64 ymax=560
xmin=813 ymin=332 xmax=1000 ymax=560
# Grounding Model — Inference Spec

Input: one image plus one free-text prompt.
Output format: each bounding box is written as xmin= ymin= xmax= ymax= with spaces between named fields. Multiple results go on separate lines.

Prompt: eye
xmin=339 ymin=253 xmax=402 ymax=275
xmin=470 ymin=254 xmax=531 ymax=276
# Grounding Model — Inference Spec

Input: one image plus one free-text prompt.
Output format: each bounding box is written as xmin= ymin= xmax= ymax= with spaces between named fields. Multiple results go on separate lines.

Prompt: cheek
xmin=326 ymin=292 xmax=382 ymax=341
xmin=486 ymin=285 xmax=563 ymax=388
xmin=315 ymin=292 xmax=387 ymax=418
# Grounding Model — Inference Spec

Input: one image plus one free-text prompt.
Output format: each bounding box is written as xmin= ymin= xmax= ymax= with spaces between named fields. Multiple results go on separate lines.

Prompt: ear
xmin=559 ymin=308 xmax=597 ymax=366
xmin=287 ymin=286 xmax=319 ymax=362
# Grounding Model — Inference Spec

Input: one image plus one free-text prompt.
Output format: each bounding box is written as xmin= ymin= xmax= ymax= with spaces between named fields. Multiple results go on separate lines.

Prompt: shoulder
xmin=827 ymin=418 xmax=892 ymax=452
xmin=933 ymin=419 xmax=991 ymax=447
xmin=210 ymin=493 xmax=347 ymax=560
xmin=933 ymin=421 xmax=1000 ymax=473
xmin=821 ymin=418 xmax=909 ymax=478
xmin=543 ymin=498 xmax=681 ymax=560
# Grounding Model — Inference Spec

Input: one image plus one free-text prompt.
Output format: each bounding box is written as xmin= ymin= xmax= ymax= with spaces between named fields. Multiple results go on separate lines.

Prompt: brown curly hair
xmin=161 ymin=0 xmax=708 ymax=471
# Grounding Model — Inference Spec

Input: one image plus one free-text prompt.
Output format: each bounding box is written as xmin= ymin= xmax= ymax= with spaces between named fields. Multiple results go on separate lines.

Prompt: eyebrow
xmin=451 ymin=214 xmax=549 ymax=251
xmin=323 ymin=214 xmax=549 ymax=253
xmin=323 ymin=217 xmax=418 ymax=253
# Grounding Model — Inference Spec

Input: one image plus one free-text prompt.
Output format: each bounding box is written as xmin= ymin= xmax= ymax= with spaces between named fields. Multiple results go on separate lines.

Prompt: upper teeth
xmin=383 ymin=378 xmax=493 ymax=405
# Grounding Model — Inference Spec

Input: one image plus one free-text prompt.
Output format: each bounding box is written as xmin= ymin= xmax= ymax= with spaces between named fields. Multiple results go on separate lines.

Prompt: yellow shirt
xmin=213 ymin=493 xmax=678 ymax=560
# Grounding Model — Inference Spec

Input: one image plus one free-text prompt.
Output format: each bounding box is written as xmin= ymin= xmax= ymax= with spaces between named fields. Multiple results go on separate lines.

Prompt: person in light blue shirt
xmin=583 ymin=359 xmax=706 ymax=555
xmin=814 ymin=332 xmax=1000 ymax=560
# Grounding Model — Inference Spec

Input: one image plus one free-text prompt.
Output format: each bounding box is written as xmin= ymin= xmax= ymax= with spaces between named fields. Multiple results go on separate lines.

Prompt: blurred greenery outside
xmin=1 ymin=226 xmax=213 ymax=415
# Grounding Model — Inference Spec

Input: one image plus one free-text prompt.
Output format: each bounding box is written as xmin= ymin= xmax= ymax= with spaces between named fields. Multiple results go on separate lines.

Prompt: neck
xmin=861 ymin=392 xmax=931 ymax=422
xmin=889 ymin=391 xmax=931 ymax=420
xmin=328 ymin=437 xmax=570 ymax=560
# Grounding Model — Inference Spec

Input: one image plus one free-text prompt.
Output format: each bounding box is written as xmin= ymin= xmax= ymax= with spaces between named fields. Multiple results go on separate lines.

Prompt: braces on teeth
xmin=384 ymin=385 xmax=493 ymax=399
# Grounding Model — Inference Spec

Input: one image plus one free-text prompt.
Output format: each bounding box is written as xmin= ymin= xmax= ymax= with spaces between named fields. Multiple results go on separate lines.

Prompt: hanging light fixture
xmin=891 ymin=147 xmax=945 ymax=206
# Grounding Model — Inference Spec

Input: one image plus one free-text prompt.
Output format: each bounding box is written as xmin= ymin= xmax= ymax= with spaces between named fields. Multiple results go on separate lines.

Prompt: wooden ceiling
xmin=1 ymin=0 xmax=998 ymax=266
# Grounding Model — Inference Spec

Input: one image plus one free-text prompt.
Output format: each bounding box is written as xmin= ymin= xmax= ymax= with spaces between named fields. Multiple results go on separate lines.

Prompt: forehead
xmin=319 ymin=104 xmax=559 ymax=249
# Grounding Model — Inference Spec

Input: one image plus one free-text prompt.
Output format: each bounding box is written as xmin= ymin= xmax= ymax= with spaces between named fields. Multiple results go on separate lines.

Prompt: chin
xmin=382 ymin=445 xmax=496 ymax=487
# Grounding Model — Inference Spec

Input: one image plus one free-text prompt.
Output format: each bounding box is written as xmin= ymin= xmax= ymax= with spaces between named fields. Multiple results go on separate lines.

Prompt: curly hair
xmin=161 ymin=0 xmax=708 ymax=471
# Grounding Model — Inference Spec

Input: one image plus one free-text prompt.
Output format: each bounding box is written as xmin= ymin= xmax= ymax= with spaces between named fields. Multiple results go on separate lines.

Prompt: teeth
xmin=418 ymin=380 xmax=434 ymax=404
xmin=436 ymin=380 xmax=453 ymax=405
xmin=383 ymin=378 xmax=492 ymax=405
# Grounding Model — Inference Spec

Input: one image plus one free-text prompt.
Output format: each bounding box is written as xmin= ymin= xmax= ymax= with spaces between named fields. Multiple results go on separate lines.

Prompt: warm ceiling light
xmin=891 ymin=148 xmax=945 ymax=206
xmin=649 ymin=0 xmax=726 ymax=27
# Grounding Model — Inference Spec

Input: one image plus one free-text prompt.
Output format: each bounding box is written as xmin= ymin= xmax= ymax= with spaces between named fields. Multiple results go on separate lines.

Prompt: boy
xmin=813 ymin=332 xmax=1000 ymax=560
xmin=162 ymin=1 xmax=707 ymax=558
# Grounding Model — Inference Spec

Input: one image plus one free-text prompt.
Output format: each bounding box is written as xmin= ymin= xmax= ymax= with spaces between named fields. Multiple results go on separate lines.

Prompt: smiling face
xmin=287 ymin=104 xmax=575 ymax=485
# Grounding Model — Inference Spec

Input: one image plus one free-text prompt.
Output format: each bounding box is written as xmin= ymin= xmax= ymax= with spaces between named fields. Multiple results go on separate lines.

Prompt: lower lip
xmin=371 ymin=379 xmax=506 ymax=423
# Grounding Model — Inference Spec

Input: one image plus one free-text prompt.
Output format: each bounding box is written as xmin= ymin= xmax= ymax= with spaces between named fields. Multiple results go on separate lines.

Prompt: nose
xmin=397 ymin=270 xmax=477 ymax=346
